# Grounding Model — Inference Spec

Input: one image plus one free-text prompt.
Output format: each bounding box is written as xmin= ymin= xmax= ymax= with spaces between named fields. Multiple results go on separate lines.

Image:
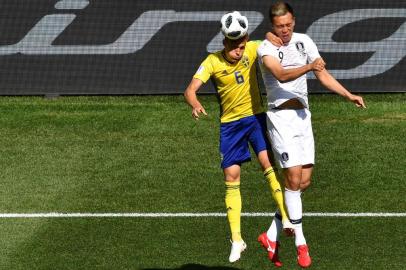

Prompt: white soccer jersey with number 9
xmin=257 ymin=32 xmax=320 ymax=109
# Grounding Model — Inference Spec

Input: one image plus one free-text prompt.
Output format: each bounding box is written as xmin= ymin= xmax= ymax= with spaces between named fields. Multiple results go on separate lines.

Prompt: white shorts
xmin=266 ymin=108 xmax=314 ymax=168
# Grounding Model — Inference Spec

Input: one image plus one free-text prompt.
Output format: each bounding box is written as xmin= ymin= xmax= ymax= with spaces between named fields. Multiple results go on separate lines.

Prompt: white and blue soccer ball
xmin=220 ymin=11 xmax=249 ymax=40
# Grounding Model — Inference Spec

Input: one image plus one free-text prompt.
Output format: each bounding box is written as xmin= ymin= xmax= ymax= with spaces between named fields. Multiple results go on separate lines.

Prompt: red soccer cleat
xmin=297 ymin=244 xmax=312 ymax=268
xmin=257 ymin=233 xmax=282 ymax=267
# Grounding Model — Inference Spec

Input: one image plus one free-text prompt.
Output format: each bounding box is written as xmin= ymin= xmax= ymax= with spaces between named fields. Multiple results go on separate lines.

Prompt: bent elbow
xmin=275 ymin=73 xmax=290 ymax=83
xmin=184 ymin=90 xmax=191 ymax=101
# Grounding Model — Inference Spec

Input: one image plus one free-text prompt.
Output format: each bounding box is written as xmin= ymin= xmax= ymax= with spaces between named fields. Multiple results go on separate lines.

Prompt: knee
xmin=223 ymin=165 xmax=241 ymax=183
xmin=300 ymin=178 xmax=311 ymax=191
xmin=225 ymin=177 xmax=240 ymax=183
xmin=285 ymin=178 xmax=301 ymax=191
xmin=224 ymin=172 xmax=240 ymax=183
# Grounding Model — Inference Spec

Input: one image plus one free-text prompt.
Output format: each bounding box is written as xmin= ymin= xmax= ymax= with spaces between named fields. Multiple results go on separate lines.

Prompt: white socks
xmin=266 ymin=210 xmax=283 ymax=241
xmin=284 ymin=188 xmax=307 ymax=246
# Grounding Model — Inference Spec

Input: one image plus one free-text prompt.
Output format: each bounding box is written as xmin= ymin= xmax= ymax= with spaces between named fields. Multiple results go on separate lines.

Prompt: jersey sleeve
xmin=193 ymin=55 xmax=214 ymax=83
xmin=245 ymin=41 xmax=260 ymax=60
xmin=304 ymin=35 xmax=321 ymax=63
xmin=249 ymin=40 xmax=262 ymax=50
xmin=257 ymin=40 xmax=279 ymax=63
xmin=252 ymin=40 xmax=262 ymax=45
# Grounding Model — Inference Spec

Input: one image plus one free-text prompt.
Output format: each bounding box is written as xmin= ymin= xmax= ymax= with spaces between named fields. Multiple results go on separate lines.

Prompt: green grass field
xmin=0 ymin=94 xmax=405 ymax=269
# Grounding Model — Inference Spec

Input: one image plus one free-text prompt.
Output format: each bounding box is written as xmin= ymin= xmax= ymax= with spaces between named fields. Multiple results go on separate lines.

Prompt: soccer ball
xmin=220 ymin=11 xmax=248 ymax=40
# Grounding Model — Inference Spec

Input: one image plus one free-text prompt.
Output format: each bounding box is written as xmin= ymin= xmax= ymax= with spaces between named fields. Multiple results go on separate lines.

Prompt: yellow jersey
xmin=193 ymin=41 xmax=264 ymax=123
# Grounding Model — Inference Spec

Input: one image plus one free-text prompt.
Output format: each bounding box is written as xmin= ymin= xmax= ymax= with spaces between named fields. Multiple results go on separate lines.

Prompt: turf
xmin=0 ymin=94 xmax=404 ymax=269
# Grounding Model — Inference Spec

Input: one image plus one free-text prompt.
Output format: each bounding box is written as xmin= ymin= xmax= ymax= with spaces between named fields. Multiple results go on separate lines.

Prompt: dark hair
xmin=269 ymin=1 xmax=294 ymax=22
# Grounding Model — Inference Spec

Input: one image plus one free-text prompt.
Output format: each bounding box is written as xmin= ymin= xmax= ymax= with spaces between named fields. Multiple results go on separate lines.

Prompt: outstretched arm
xmin=184 ymin=78 xmax=208 ymax=120
xmin=262 ymin=55 xmax=325 ymax=82
xmin=314 ymin=69 xmax=366 ymax=108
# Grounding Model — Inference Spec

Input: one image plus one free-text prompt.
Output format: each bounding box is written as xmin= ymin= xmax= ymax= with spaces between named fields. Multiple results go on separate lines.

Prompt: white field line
xmin=0 ymin=212 xmax=405 ymax=218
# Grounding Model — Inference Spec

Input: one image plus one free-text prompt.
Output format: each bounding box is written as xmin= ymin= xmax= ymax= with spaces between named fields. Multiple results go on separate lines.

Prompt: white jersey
xmin=257 ymin=33 xmax=320 ymax=108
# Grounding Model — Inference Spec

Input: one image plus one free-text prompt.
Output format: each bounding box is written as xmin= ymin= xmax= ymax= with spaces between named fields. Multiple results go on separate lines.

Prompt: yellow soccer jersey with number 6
xmin=193 ymin=41 xmax=264 ymax=123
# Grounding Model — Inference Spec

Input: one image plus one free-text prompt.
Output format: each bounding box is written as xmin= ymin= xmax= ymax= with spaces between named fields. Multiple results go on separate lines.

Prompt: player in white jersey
xmin=259 ymin=32 xmax=319 ymax=110
xmin=256 ymin=2 xmax=366 ymax=268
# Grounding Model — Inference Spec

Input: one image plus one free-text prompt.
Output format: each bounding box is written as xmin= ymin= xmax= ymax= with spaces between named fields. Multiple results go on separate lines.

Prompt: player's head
xmin=222 ymin=34 xmax=249 ymax=63
xmin=269 ymin=1 xmax=295 ymax=44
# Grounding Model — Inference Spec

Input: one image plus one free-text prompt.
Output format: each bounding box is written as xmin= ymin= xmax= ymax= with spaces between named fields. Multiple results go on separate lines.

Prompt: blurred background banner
xmin=0 ymin=0 xmax=404 ymax=95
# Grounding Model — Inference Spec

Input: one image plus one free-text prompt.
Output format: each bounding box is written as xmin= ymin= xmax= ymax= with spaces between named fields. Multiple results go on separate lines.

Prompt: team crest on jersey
xmin=281 ymin=152 xmax=289 ymax=162
xmin=241 ymin=55 xmax=250 ymax=68
xmin=295 ymin=42 xmax=306 ymax=57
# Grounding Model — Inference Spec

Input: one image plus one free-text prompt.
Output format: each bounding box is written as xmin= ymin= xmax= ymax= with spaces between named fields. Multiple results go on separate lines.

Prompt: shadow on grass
xmin=142 ymin=264 xmax=240 ymax=270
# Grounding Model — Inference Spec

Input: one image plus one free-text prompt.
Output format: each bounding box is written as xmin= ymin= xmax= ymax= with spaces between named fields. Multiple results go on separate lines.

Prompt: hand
xmin=266 ymin=32 xmax=283 ymax=47
xmin=349 ymin=94 xmax=366 ymax=108
xmin=192 ymin=106 xmax=207 ymax=120
xmin=310 ymin=58 xmax=326 ymax=72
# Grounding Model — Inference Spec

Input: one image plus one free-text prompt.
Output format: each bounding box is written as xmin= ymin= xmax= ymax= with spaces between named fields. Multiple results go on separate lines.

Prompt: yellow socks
xmin=225 ymin=181 xmax=242 ymax=242
xmin=264 ymin=167 xmax=289 ymax=222
xmin=225 ymin=169 xmax=288 ymax=242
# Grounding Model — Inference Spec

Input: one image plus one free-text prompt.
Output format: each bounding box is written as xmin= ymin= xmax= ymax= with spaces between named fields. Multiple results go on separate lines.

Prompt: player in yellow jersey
xmin=184 ymin=11 xmax=325 ymax=264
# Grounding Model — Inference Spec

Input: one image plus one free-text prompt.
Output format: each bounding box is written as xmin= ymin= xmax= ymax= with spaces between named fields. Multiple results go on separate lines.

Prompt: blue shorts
xmin=220 ymin=113 xmax=271 ymax=169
